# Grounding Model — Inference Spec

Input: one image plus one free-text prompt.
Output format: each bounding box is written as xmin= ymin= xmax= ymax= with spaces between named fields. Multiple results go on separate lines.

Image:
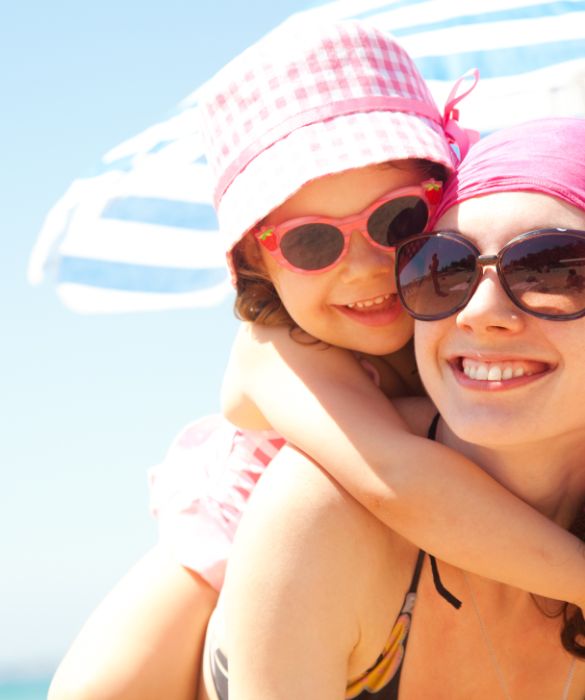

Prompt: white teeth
xmin=347 ymin=293 xmax=391 ymax=310
xmin=475 ymin=365 xmax=489 ymax=380
xmin=462 ymin=359 xmax=534 ymax=381
xmin=487 ymin=366 xmax=502 ymax=381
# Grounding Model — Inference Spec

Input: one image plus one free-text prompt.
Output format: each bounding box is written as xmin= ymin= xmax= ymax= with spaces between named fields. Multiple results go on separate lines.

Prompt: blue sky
xmin=0 ymin=0 xmax=314 ymax=678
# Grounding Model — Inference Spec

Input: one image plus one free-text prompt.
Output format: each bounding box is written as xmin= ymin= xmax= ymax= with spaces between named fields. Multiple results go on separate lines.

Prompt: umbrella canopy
xmin=28 ymin=0 xmax=585 ymax=313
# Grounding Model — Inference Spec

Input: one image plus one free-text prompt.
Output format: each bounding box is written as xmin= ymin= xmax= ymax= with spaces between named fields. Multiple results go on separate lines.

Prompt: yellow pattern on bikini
xmin=346 ymin=591 xmax=417 ymax=699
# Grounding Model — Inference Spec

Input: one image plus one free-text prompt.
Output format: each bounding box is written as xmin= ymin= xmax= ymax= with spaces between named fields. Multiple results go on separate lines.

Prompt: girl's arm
xmin=222 ymin=323 xmax=585 ymax=609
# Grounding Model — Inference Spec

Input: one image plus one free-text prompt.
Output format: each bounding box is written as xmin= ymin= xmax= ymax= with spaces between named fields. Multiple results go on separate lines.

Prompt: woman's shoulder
xmin=235 ymin=444 xmax=421 ymax=600
xmin=226 ymin=445 xmax=422 ymax=678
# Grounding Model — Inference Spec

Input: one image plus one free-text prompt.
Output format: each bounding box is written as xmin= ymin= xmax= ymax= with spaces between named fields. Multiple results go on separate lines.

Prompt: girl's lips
xmin=449 ymin=356 xmax=553 ymax=390
xmin=334 ymin=293 xmax=404 ymax=327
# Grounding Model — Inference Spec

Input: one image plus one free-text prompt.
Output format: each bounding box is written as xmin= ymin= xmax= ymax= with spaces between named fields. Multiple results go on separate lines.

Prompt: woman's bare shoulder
xmin=224 ymin=445 xmax=421 ymax=681
xmin=228 ymin=445 xmax=405 ymax=589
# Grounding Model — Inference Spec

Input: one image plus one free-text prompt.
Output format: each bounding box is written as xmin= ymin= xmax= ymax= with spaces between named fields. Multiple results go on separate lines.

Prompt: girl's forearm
xmin=302 ymin=397 xmax=585 ymax=607
xmin=275 ymin=378 xmax=585 ymax=605
xmin=348 ymin=434 xmax=585 ymax=607
xmin=232 ymin=326 xmax=585 ymax=607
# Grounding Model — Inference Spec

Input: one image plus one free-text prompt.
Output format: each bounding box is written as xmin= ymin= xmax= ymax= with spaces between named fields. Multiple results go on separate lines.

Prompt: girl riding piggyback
xmin=49 ymin=19 xmax=585 ymax=700
xmin=153 ymin=17 xmax=469 ymax=592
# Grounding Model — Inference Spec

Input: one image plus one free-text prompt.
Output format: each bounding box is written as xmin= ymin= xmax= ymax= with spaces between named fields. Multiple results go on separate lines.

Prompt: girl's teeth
xmin=347 ymin=294 xmax=391 ymax=310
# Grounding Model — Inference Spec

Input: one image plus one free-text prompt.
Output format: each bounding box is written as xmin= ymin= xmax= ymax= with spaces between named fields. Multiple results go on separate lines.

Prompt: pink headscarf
xmin=432 ymin=117 xmax=585 ymax=226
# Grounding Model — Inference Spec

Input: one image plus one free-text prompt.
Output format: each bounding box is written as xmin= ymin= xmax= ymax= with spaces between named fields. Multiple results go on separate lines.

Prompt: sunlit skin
xmin=256 ymin=163 xmax=421 ymax=356
xmin=415 ymin=191 xmax=585 ymax=523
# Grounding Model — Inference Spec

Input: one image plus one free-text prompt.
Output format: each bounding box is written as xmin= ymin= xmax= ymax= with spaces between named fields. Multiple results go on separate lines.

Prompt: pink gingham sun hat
xmin=198 ymin=18 xmax=478 ymax=275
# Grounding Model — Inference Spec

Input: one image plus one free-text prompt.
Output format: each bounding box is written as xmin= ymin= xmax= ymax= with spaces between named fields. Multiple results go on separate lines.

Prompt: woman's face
xmin=257 ymin=163 xmax=422 ymax=355
xmin=415 ymin=191 xmax=585 ymax=448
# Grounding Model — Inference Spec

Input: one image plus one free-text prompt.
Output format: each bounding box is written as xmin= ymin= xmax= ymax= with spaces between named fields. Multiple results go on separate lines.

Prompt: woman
xmin=206 ymin=117 xmax=585 ymax=699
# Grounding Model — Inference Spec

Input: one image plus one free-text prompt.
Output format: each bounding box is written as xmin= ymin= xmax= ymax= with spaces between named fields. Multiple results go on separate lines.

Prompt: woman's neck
xmin=439 ymin=421 xmax=585 ymax=527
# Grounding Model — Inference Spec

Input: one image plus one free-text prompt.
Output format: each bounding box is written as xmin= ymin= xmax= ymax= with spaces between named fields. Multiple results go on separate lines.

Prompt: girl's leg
xmin=48 ymin=545 xmax=218 ymax=700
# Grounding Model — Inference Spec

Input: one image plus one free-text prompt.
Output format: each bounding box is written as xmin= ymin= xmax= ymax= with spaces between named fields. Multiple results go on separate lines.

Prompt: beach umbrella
xmin=28 ymin=0 xmax=585 ymax=314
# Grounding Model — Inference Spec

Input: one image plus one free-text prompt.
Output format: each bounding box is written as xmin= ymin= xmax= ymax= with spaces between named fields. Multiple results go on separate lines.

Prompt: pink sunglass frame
xmin=253 ymin=181 xmax=441 ymax=274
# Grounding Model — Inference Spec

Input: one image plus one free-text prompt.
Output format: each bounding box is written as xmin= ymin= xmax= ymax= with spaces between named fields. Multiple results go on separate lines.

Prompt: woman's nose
xmin=340 ymin=230 xmax=394 ymax=280
xmin=456 ymin=268 xmax=525 ymax=335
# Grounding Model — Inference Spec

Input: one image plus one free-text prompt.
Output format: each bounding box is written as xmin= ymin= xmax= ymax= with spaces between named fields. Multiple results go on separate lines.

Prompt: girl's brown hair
xmin=232 ymin=159 xmax=449 ymax=327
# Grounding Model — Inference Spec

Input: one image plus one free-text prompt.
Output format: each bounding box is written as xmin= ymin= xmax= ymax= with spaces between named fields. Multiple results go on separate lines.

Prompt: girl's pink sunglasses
xmin=254 ymin=181 xmax=442 ymax=274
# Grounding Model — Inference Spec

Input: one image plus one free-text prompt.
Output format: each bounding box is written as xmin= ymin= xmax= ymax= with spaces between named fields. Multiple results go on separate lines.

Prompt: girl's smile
xmin=333 ymin=292 xmax=404 ymax=328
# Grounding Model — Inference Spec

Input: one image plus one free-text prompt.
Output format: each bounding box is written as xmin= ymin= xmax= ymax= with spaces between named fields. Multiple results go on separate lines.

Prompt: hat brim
xmin=220 ymin=110 xmax=456 ymax=256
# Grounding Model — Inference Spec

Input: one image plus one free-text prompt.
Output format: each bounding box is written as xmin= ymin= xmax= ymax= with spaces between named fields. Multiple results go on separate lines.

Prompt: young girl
xmin=48 ymin=20 xmax=585 ymax=700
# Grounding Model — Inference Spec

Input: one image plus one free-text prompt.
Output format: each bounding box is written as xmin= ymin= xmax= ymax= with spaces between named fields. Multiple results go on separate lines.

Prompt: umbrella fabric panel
xmin=28 ymin=0 xmax=585 ymax=313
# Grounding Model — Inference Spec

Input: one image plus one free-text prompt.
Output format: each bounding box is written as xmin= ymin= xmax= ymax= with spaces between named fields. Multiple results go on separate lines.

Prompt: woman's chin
xmin=437 ymin=403 xmax=539 ymax=450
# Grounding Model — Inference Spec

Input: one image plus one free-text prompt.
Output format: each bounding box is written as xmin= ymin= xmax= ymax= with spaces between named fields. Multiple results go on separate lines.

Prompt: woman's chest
xmin=355 ymin=563 xmax=584 ymax=700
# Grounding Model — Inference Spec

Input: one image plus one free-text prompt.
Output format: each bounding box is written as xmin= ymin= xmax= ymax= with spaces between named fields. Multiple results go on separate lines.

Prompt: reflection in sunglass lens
xmin=368 ymin=196 xmax=428 ymax=247
xmin=397 ymin=236 xmax=477 ymax=319
xmin=502 ymin=234 xmax=585 ymax=317
xmin=280 ymin=223 xmax=344 ymax=271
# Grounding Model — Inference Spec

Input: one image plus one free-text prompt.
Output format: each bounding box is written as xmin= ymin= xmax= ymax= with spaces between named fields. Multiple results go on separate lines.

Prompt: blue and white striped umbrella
xmin=28 ymin=0 xmax=585 ymax=313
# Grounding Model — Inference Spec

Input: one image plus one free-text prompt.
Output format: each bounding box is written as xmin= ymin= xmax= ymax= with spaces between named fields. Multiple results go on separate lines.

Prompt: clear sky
xmin=1 ymin=0 xmax=314 ymax=678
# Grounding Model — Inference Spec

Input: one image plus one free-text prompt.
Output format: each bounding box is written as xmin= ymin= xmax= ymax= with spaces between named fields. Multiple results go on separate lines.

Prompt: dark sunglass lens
xmin=367 ymin=196 xmax=429 ymax=247
xmin=397 ymin=236 xmax=477 ymax=319
xmin=280 ymin=223 xmax=344 ymax=271
xmin=501 ymin=233 xmax=585 ymax=318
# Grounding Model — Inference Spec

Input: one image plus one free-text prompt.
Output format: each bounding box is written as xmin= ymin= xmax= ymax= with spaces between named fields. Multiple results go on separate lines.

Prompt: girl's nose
xmin=340 ymin=230 xmax=394 ymax=281
xmin=456 ymin=268 xmax=525 ymax=335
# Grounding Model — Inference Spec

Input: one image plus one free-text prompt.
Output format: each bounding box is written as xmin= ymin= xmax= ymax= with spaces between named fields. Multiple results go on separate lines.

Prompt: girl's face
xmin=257 ymin=163 xmax=423 ymax=355
xmin=415 ymin=190 xmax=585 ymax=449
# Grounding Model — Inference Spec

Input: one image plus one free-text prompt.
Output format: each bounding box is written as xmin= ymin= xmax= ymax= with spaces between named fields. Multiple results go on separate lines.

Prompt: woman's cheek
xmin=413 ymin=320 xmax=445 ymax=394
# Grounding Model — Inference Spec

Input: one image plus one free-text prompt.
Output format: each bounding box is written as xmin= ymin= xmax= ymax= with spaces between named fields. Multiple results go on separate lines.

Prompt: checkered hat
xmin=198 ymin=18 xmax=474 ymax=270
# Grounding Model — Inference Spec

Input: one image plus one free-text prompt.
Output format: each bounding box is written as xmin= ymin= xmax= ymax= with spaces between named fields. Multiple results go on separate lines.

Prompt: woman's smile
xmin=449 ymin=354 xmax=554 ymax=391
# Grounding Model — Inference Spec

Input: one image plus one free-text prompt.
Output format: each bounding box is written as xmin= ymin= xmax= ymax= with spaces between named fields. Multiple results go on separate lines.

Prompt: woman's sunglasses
xmin=396 ymin=229 xmax=585 ymax=321
xmin=254 ymin=182 xmax=442 ymax=274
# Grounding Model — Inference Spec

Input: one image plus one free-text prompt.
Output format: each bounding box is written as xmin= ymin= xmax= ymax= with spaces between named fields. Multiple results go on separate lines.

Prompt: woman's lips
xmin=334 ymin=293 xmax=404 ymax=327
xmin=450 ymin=356 xmax=553 ymax=390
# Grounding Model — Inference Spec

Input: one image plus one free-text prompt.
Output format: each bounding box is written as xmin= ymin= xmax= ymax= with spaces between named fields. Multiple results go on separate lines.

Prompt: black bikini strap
xmin=407 ymin=549 xmax=426 ymax=593
xmin=429 ymin=555 xmax=462 ymax=609
xmin=426 ymin=413 xmax=462 ymax=611
xmin=427 ymin=412 xmax=441 ymax=440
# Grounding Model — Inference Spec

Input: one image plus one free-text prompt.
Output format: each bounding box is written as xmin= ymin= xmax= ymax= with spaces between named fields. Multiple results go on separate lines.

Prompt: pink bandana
xmin=432 ymin=117 xmax=585 ymax=226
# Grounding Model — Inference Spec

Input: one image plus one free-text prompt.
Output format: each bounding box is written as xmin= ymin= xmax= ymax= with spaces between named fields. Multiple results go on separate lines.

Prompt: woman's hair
xmin=561 ymin=510 xmax=585 ymax=657
xmin=232 ymin=159 xmax=449 ymax=327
